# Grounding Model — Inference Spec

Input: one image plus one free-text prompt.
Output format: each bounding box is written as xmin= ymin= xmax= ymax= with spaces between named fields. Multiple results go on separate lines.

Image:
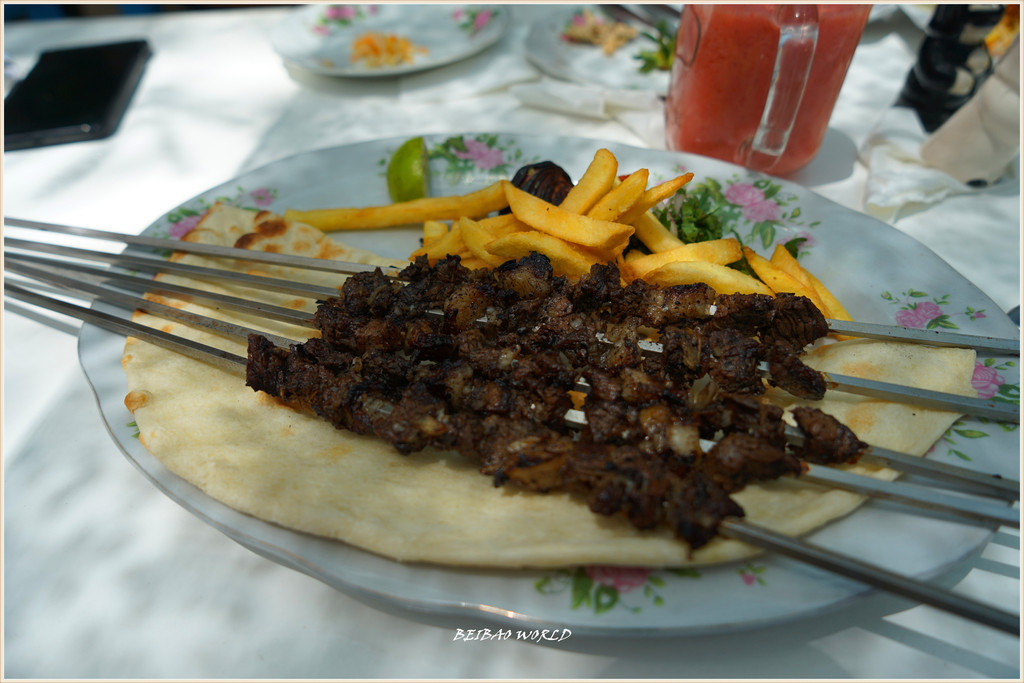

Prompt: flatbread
xmin=121 ymin=204 xmax=977 ymax=568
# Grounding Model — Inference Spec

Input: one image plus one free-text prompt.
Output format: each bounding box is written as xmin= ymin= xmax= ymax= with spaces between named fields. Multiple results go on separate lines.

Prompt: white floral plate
xmin=79 ymin=133 xmax=1019 ymax=636
xmin=269 ymin=4 xmax=508 ymax=77
xmin=524 ymin=6 xmax=672 ymax=94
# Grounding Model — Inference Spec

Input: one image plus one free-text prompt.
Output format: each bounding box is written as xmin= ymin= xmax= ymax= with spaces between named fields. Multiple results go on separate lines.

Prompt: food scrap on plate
xmin=561 ymin=8 xmax=639 ymax=56
xmin=351 ymin=31 xmax=429 ymax=68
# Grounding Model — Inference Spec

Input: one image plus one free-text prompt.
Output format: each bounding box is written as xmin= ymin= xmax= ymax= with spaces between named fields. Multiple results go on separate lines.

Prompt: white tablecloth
xmin=4 ymin=5 xmax=1020 ymax=678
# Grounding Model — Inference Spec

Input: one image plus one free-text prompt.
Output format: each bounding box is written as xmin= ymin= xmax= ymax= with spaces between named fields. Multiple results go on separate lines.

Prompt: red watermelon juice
xmin=665 ymin=4 xmax=871 ymax=175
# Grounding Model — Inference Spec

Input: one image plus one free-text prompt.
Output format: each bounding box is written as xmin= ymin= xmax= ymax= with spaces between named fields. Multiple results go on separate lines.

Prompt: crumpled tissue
xmin=859 ymin=37 xmax=1020 ymax=225
xmin=858 ymin=106 xmax=980 ymax=222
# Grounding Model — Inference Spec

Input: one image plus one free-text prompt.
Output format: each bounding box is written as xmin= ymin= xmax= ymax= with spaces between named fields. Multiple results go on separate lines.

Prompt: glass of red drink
xmin=664 ymin=4 xmax=872 ymax=175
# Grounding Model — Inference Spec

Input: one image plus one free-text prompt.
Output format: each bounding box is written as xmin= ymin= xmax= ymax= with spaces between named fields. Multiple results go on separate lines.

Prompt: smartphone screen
xmin=4 ymin=40 xmax=151 ymax=150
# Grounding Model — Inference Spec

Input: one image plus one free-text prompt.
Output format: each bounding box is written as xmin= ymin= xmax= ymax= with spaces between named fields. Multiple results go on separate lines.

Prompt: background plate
xmin=80 ymin=133 xmax=1019 ymax=635
xmin=524 ymin=6 xmax=672 ymax=93
xmin=270 ymin=4 xmax=508 ymax=77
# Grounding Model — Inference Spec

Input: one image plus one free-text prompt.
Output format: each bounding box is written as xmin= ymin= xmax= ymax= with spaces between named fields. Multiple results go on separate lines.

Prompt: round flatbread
xmin=121 ymin=205 xmax=977 ymax=568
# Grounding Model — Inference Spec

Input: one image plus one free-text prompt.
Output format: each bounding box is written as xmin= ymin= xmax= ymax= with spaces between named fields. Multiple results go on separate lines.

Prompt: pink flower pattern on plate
xmin=724 ymin=182 xmax=782 ymax=223
xmin=724 ymin=182 xmax=764 ymax=206
xmin=249 ymin=188 xmax=275 ymax=207
xmin=452 ymin=139 xmax=504 ymax=170
xmin=972 ymin=363 xmax=1006 ymax=399
xmin=738 ymin=563 xmax=767 ymax=586
xmin=168 ymin=214 xmax=202 ymax=239
xmin=741 ymin=199 xmax=782 ymax=223
xmin=325 ymin=5 xmax=355 ymax=20
xmin=473 ymin=10 xmax=493 ymax=31
xmin=585 ymin=566 xmax=650 ymax=594
xmin=895 ymin=300 xmax=944 ymax=329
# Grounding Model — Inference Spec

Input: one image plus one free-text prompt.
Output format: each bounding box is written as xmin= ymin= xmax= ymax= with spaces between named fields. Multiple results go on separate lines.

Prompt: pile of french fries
xmin=284 ymin=148 xmax=851 ymax=323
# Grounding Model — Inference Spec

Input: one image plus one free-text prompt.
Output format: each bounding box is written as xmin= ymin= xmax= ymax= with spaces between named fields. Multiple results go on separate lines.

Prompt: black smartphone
xmin=4 ymin=39 xmax=151 ymax=151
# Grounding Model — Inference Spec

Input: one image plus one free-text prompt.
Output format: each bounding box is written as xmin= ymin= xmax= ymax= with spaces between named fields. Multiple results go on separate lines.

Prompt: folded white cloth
xmin=510 ymin=78 xmax=661 ymax=117
xmin=509 ymin=78 xmax=664 ymax=145
xmin=399 ymin=37 xmax=538 ymax=103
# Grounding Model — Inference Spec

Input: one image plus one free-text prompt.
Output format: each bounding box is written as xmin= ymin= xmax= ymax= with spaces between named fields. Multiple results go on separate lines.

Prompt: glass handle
xmin=743 ymin=5 xmax=819 ymax=168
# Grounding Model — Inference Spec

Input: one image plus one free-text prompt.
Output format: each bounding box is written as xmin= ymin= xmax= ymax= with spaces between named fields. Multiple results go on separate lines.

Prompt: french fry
xmin=411 ymin=222 xmax=468 ymax=262
xmin=580 ymin=240 xmax=626 ymax=266
xmin=623 ymin=238 xmax=744 ymax=281
xmin=743 ymin=246 xmax=807 ymax=292
xmin=805 ymin=269 xmax=854 ymax=322
xmin=631 ymin=211 xmax=687 ymax=253
xmin=768 ymin=244 xmax=815 ymax=288
xmin=486 ymin=231 xmax=601 ymax=279
xmin=559 ymin=148 xmax=618 ymax=214
xmin=743 ymin=246 xmax=828 ymax=311
xmin=618 ymin=172 xmax=694 ymax=226
xmin=586 ymin=169 xmax=648 ymax=222
xmin=768 ymin=245 xmax=853 ymax=322
xmin=459 ymin=216 xmax=513 ymax=267
xmin=645 ymin=260 xmax=774 ymax=295
xmin=285 ymin=181 xmax=508 ymax=231
xmin=459 ymin=255 xmax=492 ymax=270
xmin=476 ymin=213 xmax=529 ymax=232
xmin=623 ymin=249 xmax=647 ymax=263
xmin=421 ymin=220 xmax=448 ymax=249
xmin=501 ymin=180 xmax=634 ymax=250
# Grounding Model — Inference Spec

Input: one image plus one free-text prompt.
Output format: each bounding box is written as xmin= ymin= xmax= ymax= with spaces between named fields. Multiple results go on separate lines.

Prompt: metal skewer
xmin=785 ymin=426 xmax=1019 ymax=502
xmin=12 ymin=253 xmax=1017 ymax=507
xmin=6 ymin=242 xmax=1019 ymax=424
xmin=8 ymin=268 xmax=1019 ymax=527
xmin=6 ymin=283 xmax=247 ymax=372
xmin=5 ymin=252 xmax=315 ymax=327
xmin=5 ymin=282 xmax=1019 ymax=636
xmin=798 ymin=465 xmax=1017 ymax=528
xmin=826 ymin=319 xmax=1019 ymax=357
xmin=793 ymin=364 xmax=1017 ymax=424
xmin=4 ymin=216 xmax=402 ymax=278
xmin=8 ymin=226 xmax=1022 ymax=477
xmin=720 ymin=520 xmax=1019 ymax=636
xmin=5 ymin=237 xmax=342 ymax=299
xmin=5 ymin=217 xmax=1019 ymax=356
xmin=5 ymin=264 xmax=304 ymax=350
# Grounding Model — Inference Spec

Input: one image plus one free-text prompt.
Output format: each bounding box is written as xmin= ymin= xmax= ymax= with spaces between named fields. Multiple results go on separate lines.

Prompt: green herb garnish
xmin=782 ymin=237 xmax=807 ymax=258
xmin=634 ymin=20 xmax=675 ymax=73
xmin=653 ymin=189 xmax=724 ymax=244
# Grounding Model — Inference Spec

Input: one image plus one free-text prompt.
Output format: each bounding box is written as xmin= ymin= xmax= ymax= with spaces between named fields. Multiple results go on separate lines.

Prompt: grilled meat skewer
xmin=246 ymin=254 xmax=867 ymax=550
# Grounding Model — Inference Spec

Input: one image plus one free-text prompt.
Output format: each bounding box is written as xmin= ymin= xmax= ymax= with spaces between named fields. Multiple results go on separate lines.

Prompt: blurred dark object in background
xmin=4 ymin=5 xmax=284 ymax=22
xmin=896 ymin=4 xmax=1006 ymax=132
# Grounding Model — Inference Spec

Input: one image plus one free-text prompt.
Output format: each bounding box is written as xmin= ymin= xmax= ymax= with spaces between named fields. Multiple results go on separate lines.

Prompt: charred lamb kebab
xmin=246 ymin=253 xmax=866 ymax=550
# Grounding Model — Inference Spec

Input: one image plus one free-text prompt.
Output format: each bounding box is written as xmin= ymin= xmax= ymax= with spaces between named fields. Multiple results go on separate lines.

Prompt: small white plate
xmin=270 ymin=4 xmax=508 ymax=77
xmin=525 ymin=6 xmax=673 ymax=94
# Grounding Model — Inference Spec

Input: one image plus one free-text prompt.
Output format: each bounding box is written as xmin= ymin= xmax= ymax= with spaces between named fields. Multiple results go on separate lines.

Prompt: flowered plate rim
xmin=77 ymin=132 xmax=1020 ymax=636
